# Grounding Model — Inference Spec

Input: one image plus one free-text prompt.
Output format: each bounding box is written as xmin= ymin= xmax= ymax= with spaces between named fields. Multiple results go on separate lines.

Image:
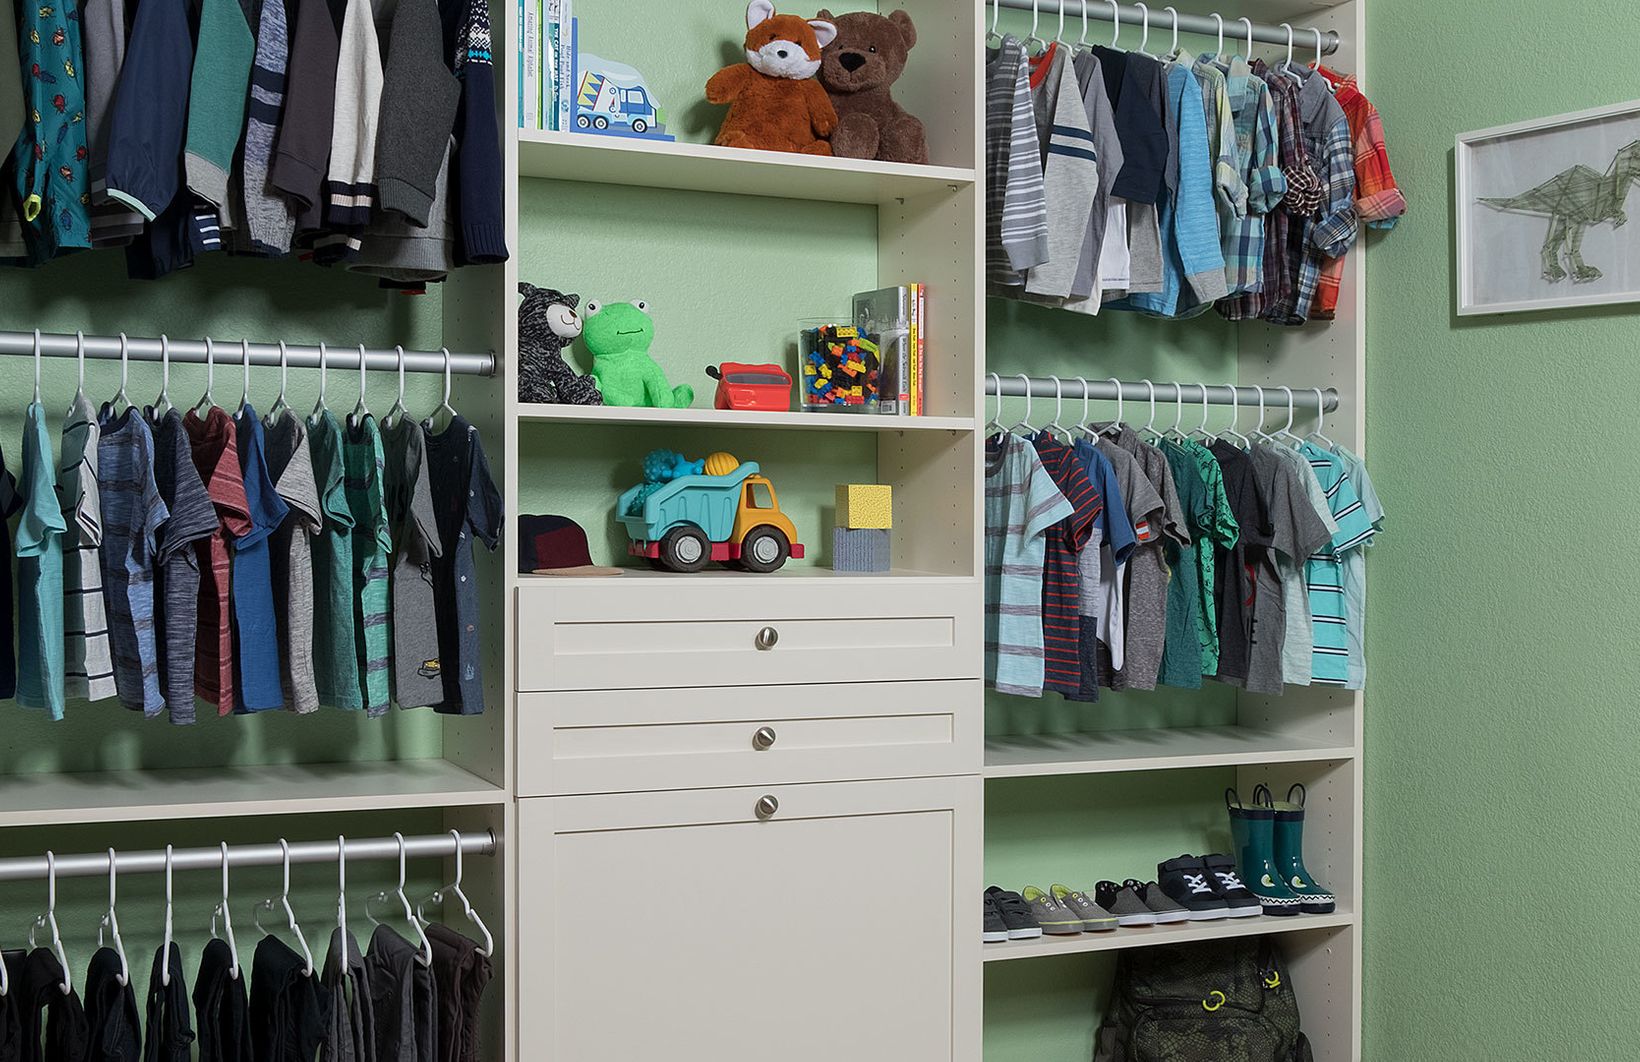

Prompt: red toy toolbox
xmin=706 ymin=362 xmax=794 ymax=411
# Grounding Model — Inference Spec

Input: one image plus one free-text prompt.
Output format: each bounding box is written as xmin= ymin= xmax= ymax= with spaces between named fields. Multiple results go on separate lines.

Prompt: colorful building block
xmin=832 ymin=528 xmax=891 ymax=573
xmin=836 ymin=484 xmax=892 ymax=530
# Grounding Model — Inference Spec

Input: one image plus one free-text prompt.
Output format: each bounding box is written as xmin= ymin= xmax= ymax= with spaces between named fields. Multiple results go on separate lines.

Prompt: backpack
xmin=1093 ymin=938 xmax=1313 ymax=1062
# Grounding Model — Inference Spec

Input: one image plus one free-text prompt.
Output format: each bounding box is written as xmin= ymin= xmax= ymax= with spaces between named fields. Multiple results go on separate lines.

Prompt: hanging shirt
xmin=12 ymin=0 xmax=93 ymax=262
xmin=15 ymin=402 xmax=67 ymax=718
xmin=1300 ymin=442 xmax=1378 ymax=686
xmin=1102 ymin=427 xmax=1187 ymax=691
xmin=14 ymin=948 xmax=91 ymax=1059
xmin=1074 ymin=438 xmax=1149 ymax=698
xmin=264 ymin=410 xmax=324 ymax=714
xmin=194 ymin=937 xmax=252 ymax=1062
xmin=426 ymin=923 xmax=493 ymax=1062
xmin=232 ymin=404 xmax=291 ymax=711
xmin=1236 ymin=443 xmax=1333 ymax=696
xmin=1092 ymin=47 xmax=1168 ymax=294
xmin=382 ymin=417 xmax=444 ymax=709
xmin=424 ymin=416 xmax=503 ymax=715
xmin=1310 ymin=66 xmax=1407 ymax=320
xmin=1220 ymin=63 xmax=1306 ymax=322
xmin=1334 ymin=446 xmax=1383 ymax=690
xmin=365 ymin=925 xmax=437 ymax=1062
xmin=983 ymin=432 xmax=1071 ymax=698
xmin=98 ymin=405 xmax=168 ymax=715
xmin=1273 ymin=443 xmax=1337 ymax=686
xmin=1024 ymin=44 xmax=1100 ymax=300
xmin=143 ymin=944 xmax=195 ymax=1060
xmin=1268 ymin=68 xmax=1357 ymax=326
xmin=984 ymin=36 xmax=1048 ymax=286
xmin=1029 ymin=433 xmax=1102 ymax=698
xmin=1189 ymin=55 xmax=1245 ymax=235
xmin=249 ymin=936 xmax=326 ymax=1062
xmin=1063 ymin=49 xmax=1124 ymax=309
xmin=1216 ymin=55 xmax=1286 ymax=295
xmin=1179 ymin=439 xmax=1239 ymax=674
xmin=151 ymin=408 xmax=220 ymax=725
xmin=322 ymin=928 xmax=376 ymax=1062
xmin=1156 ymin=442 xmax=1209 ymax=688
xmin=59 ymin=395 xmax=117 ymax=703
xmin=84 ymin=946 xmax=142 ymax=1061
xmin=184 ymin=406 xmax=253 ymax=715
xmin=1208 ymin=440 xmax=1273 ymax=684
xmin=310 ymin=409 xmax=362 ymax=710
xmin=343 ymin=414 xmax=392 ymax=717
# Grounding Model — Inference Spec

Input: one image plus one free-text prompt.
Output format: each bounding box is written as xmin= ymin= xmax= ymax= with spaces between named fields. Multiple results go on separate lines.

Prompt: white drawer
xmin=514 ymin=577 xmax=979 ymax=692
xmin=517 ymin=680 xmax=981 ymax=795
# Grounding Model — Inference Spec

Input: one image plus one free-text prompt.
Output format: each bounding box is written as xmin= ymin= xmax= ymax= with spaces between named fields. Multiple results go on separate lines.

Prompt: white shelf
xmin=519 ymin=402 xmax=974 ymax=432
xmin=982 ymin=909 xmax=1356 ymax=962
xmin=0 ymin=759 xmax=506 ymax=828
xmin=517 ymin=130 xmax=975 ymax=205
xmin=517 ymin=568 xmax=974 ymax=587
xmin=984 ymin=727 xmax=1357 ymax=779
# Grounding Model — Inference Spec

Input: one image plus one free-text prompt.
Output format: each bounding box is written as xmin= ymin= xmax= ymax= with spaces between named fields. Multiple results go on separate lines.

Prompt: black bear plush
xmin=518 ymin=283 xmax=602 ymax=405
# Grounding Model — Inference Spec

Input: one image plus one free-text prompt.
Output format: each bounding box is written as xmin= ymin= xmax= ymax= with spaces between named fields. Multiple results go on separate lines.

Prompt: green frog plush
xmin=581 ymin=300 xmax=695 ymax=408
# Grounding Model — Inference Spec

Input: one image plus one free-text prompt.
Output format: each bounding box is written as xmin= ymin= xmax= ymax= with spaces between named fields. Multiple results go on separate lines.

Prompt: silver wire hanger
xmin=384 ymin=347 xmax=409 ymax=430
xmin=1006 ymin=373 xmax=1035 ymax=435
xmin=267 ymin=342 xmax=292 ymax=422
xmin=161 ymin=844 xmax=175 ymax=986
xmin=366 ymin=833 xmax=434 ymax=967
xmin=192 ymin=337 xmax=217 ymax=415
xmin=423 ymin=349 xmax=457 ymax=433
xmin=28 ymin=851 xmax=72 ymax=994
xmin=151 ymin=335 xmax=173 ymax=421
xmin=97 ymin=848 xmax=130 ymax=987
xmin=311 ymin=342 xmax=330 ymax=420
xmin=234 ymin=340 xmax=252 ymax=419
xmin=417 ymin=830 xmax=494 ymax=957
xmin=70 ymin=330 xmax=87 ymax=412
xmin=1306 ymin=387 xmax=1338 ymax=450
xmin=211 ymin=843 xmax=242 ymax=980
xmin=255 ymin=839 xmax=315 ymax=977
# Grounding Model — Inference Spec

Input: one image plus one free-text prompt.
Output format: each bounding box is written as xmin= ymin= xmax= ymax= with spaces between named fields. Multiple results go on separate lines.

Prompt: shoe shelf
xmin=517 ymin=130 xmax=976 ymax=205
xmin=984 ymin=726 xmax=1358 ymax=779
xmin=518 ymin=402 xmax=976 ymax=433
xmin=0 ymin=758 xmax=508 ymax=829
xmin=982 ymin=909 xmax=1356 ymax=963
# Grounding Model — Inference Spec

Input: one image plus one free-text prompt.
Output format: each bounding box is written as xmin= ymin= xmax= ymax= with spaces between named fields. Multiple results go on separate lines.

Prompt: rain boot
xmin=1267 ymin=784 xmax=1336 ymax=914
xmin=1226 ymin=787 xmax=1301 ymax=916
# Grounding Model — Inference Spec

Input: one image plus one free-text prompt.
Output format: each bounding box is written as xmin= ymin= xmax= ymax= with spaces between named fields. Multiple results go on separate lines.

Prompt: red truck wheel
xmin=660 ymin=526 xmax=711 ymax=573
xmin=739 ymin=526 xmax=790 ymax=574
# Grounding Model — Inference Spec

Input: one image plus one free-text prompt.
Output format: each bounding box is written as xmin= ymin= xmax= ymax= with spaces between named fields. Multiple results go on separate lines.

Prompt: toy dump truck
xmin=617 ymin=455 xmax=805 ymax=573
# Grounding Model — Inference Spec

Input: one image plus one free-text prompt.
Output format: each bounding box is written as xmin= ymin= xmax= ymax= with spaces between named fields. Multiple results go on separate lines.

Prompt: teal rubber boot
xmin=1227 ymin=788 xmax=1301 ymax=916
xmin=1266 ymin=784 xmax=1336 ymax=914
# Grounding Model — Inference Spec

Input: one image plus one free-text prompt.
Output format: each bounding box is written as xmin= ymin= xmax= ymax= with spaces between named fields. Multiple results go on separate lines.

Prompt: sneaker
xmin=1021 ymin=885 xmax=1084 ymax=935
xmin=1094 ymin=880 xmax=1158 ymax=927
xmin=1200 ymin=854 xmax=1265 ymax=918
xmin=1157 ymin=855 xmax=1230 ymax=921
xmin=1050 ymin=884 xmax=1118 ymax=932
xmin=982 ymin=892 xmax=1009 ymax=943
xmin=1125 ymin=880 xmax=1190 ymax=925
xmin=984 ymin=886 xmax=1042 ymax=940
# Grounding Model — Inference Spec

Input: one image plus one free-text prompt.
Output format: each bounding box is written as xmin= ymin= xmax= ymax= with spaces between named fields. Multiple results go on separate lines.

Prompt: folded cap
xmin=518 ymin=515 xmax=624 ymax=576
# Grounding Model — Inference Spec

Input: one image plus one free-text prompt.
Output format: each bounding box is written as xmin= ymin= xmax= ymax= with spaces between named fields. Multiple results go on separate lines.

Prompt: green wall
xmin=1363 ymin=0 xmax=1640 ymax=1057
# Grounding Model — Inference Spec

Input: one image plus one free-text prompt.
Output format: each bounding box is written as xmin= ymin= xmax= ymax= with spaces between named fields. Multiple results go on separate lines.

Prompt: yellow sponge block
xmin=836 ymin=484 xmax=892 ymax=529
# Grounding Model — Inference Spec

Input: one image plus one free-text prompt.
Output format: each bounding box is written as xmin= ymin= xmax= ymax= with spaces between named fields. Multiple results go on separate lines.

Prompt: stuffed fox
xmin=706 ymin=1 xmax=838 ymax=154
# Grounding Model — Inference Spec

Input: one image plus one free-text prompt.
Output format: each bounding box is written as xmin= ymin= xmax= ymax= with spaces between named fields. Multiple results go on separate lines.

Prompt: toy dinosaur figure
xmin=581 ymin=300 xmax=695 ymax=408
xmin=1479 ymin=139 xmax=1640 ymax=283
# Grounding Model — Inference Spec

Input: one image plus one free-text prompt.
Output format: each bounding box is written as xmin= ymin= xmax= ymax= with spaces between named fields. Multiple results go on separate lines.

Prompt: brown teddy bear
xmin=815 ymin=9 xmax=927 ymax=165
xmin=706 ymin=1 xmax=839 ymax=155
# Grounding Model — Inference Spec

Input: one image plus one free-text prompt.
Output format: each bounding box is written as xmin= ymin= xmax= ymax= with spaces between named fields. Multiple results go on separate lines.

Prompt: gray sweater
xmin=374 ymin=0 xmax=459 ymax=225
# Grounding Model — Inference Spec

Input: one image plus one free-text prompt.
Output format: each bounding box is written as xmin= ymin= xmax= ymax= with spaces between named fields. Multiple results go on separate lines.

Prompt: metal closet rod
xmin=987 ymin=375 xmax=1338 ymax=411
xmin=0 ymin=330 xmax=496 ymax=378
xmin=0 ymin=830 xmax=496 ymax=884
xmin=992 ymin=0 xmax=1341 ymax=55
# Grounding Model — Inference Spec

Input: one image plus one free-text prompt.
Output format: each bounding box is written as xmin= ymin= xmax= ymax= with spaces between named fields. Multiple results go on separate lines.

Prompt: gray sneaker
xmin=1051 ymin=884 xmax=1117 ymax=932
xmin=1127 ymin=879 xmax=1190 ymax=925
xmin=1094 ymin=880 xmax=1158 ymax=927
xmin=1021 ymin=885 xmax=1084 ymax=935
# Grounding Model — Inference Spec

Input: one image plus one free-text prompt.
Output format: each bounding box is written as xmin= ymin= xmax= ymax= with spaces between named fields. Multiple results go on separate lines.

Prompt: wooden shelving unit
xmin=982 ymin=909 xmax=1356 ymax=962
xmin=984 ymin=727 xmax=1358 ymax=779
xmin=519 ymin=401 xmax=975 ymax=432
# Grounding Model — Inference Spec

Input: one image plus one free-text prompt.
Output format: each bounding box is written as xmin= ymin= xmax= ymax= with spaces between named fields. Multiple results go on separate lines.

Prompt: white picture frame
xmin=1456 ymin=99 xmax=1640 ymax=316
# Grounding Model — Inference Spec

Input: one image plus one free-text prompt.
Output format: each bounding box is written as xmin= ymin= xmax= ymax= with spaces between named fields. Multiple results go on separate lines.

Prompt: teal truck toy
xmin=617 ymin=454 xmax=805 ymax=573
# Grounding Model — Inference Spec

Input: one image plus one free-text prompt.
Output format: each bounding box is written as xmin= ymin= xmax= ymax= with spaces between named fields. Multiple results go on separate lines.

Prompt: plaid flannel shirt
xmin=1267 ymin=70 xmax=1356 ymax=326
xmin=1218 ymin=63 xmax=1305 ymax=321
xmin=1215 ymin=57 xmax=1286 ymax=295
xmin=1309 ymin=66 xmax=1407 ymax=319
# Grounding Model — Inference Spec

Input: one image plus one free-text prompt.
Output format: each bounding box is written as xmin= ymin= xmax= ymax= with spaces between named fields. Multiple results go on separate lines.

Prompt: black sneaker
xmin=982 ymin=891 xmax=1009 ymax=943
xmin=1200 ymin=853 xmax=1265 ymax=918
xmin=1125 ymin=879 xmax=1190 ymax=925
xmin=1094 ymin=880 xmax=1158 ymax=927
xmin=1157 ymin=855 xmax=1230 ymax=921
xmin=984 ymin=886 xmax=1042 ymax=940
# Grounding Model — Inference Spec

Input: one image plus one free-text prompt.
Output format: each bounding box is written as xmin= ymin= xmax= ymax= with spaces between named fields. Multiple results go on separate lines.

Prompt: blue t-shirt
xmin=232 ymin=403 xmax=290 ymax=711
xmin=1073 ymin=439 xmax=1137 ymax=564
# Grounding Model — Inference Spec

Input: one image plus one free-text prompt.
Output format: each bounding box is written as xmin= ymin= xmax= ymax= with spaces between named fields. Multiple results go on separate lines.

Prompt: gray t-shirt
xmin=1236 ymin=444 xmax=1332 ymax=695
xmin=264 ymin=410 xmax=323 ymax=714
xmin=381 ymin=417 xmax=443 ymax=709
xmin=151 ymin=409 xmax=217 ymax=725
xmin=1271 ymin=443 xmax=1338 ymax=686
xmin=1105 ymin=427 xmax=1187 ymax=690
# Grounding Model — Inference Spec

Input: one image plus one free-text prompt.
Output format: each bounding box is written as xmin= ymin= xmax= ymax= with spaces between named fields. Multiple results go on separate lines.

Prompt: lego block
xmin=832 ymin=528 xmax=891 ymax=573
xmin=835 ymin=484 xmax=893 ymax=530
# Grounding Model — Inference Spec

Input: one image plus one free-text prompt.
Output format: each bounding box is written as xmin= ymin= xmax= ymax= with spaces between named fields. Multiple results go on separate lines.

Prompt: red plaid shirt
xmin=1311 ymin=67 xmax=1407 ymax=319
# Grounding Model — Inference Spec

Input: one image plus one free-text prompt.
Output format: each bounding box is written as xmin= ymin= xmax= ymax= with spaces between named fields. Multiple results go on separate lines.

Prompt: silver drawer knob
xmin=755 ymin=626 xmax=779 ymax=651
xmin=755 ymin=795 xmax=779 ymax=819
xmin=752 ymin=726 xmax=778 ymax=751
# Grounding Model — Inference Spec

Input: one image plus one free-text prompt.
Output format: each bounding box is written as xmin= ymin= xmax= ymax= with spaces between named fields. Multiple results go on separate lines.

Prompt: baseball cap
xmin=518 ymin=515 xmax=625 ymax=576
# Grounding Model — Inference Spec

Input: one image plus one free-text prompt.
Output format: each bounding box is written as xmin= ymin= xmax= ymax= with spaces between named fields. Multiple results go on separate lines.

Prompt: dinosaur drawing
xmin=1479 ymin=138 xmax=1640 ymax=283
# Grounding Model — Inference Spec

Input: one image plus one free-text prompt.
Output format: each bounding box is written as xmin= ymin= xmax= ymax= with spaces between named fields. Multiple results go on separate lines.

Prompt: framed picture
xmin=1456 ymin=99 xmax=1640 ymax=315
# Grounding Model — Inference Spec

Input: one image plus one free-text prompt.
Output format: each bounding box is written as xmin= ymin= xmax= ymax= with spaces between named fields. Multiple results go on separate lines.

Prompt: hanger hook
xmin=158 ymin=334 xmax=171 ymax=410
xmin=1142 ymin=379 xmax=1157 ymax=432
xmin=987 ymin=372 xmax=1001 ymax=428
xmin=1014 ymin=373 xmax=1032 ymax=430
xmin=1078 ymin=0 xmax=1089 ymax=46
xmin=1054 ymin=0 xmax=1066 ymax=42
xmin=396 ymin=346 xmax=406 ymax=408
xmin=1107 ymin=376 xmax=1123 ymax=427
xmin=358 ymin=344 xmax=368 ymax=407
xmin=1049 ymin=374 xmax=1064 ymax=433
xmin=240 ymin=340 xmax=252 ymax=409
xmin=1313 ymin=387 xmax=1327 ymax=435
xmin=31 ymin=328 xmax=41 ymax=405
xmin=74 ymin=329 xmax=85 ymax=401
xmin=1172 ymin=381 xmax=1185 ymax=433
xmin=203 ymin=336 xmax=215 ymax=405
xmin=1314 ymin=27 xmax=1325 ymax=66
xmin=162 ymin=844 xmax=174 ymax=986
xmin=318 ymin=342 xmax=329 ymax=405
xmin=1026 ymin=0 xmax=1041 ymax=50
xmin=278 ymin=341 xmax=289 ymax=406
xmin=1240 ymin=16 xmax=1252 ymax=55
xmin=1135 ymin=1 xmax=1149 ymax=52
xmin=1197 ymin=383 xmax=1211 ymax=436
xmin=1212 ymin=12 xmax=1223 ymax=56
xmin=102 ymin=847 xmax=129 ymax=987
xmin=1281 ymin=22 xmax=1294 ymax=67
xmin=1109 ymin=0 xmax=1119 ymax=46
xmin=989 ymin=0 xmax=1000 ymax=39
xmin=1165 ymin=5 xmax=1178 ymax=53
xmin=117 ymin=332 xmax=129 ymax=407
xmin=43 ymin=851 xmax=69 ymax=995
xmin=218 ymin=841 xmax=241 ymax=980
xmin=1077 ymin=376 xmax=1090 ymax=428
xmin=1255 ymin=386 xmax=1269 ymax=436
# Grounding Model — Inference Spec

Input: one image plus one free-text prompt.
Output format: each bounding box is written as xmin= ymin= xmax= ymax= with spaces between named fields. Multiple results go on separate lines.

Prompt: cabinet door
xmin=517 ymin=778 xmax=981 ymax=1062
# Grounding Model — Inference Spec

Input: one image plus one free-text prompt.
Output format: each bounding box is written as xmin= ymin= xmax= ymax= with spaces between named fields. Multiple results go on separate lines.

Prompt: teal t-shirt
xmin=1300 ymin=442 xmax=1377 ymax=686
xmin=16 ymin=401 xmax=68 ymax=717
xmin=1157 ymin=442 xmax=1208 ymax=689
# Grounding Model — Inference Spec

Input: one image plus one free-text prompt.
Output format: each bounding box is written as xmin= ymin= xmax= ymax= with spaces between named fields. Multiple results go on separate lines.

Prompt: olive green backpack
xmin=1093 ymin=938 xmax=1313 ymax=1062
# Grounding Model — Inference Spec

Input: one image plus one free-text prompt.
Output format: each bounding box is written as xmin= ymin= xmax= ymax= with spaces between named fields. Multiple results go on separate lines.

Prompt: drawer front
xmin=516 ymin=680 xmax=981 ymax=795
xmin=515 ymin=578 xmax=979 ymax=692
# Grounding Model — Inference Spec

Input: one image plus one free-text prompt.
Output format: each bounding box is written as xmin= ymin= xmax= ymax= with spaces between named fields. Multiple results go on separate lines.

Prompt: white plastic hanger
xmin=310 ymin=342 xmax=330 ymax=421
xmin=985 ymin=373 xmax=1004 ymax=435
xmin=97 ymin=848 xmax=130 ymax=987
xmin=28 ymin=852 xmax=71 ymax=994
xmin=367 ymin=833 xmax=435 ymax=967
xmin=255 ymin=839 xmax=315 ymax=977
xmin=1187 ymin=383 xmax=1213 ymax=442
xmin=1278 ymin=23 xmax=1303 ymax=83
xmin=1211 ymin=13 xmax=1225 ymax=62
xmin=986 ymin=0 xmax=1003 ymax=45
xmin=1274 ymin=386 xmax=1301 ymax=445
xmin=1313 ymin=28 xmax=1334 ymax=90
xmin=1239 ymin=16 xmax=1253 ymax=60
xmin=193 ymin=338 xmax=217 ymax=415
xmin=1025 ymin=0 xmax=1045 ymax=53
xmin=30 ymin=329 xmax=41 ymax=406
xmin=1044 ymin=375 xmax=1068 ymax=439
xmin=1138 ymin=380 xmax=1162 ymax=442
xmin=1076 ymin=0 xmax=1092 ymax=50
xmin=1252 ymin=387 xmax=1275 ymax=442
xmin=267 ymin=342 xmax=292 ymax=422
xmin=384 ymin=347 xmax=409 ymax=430
xmin=423 ymin=349 xmax=457 ymax=433
xmin=337 ymin=835 xmax=349 ymax=949
xmin=1052 ymin=0 xmax=1067 ymax=45
xmin=1099 ymin=376 xmax=1124 ymax=438
xmin=234 ymin=340 xmax=252 ymax=420
xmin=417 ymin=830 xmax=494 ymax=957
xmin=1162 ymin=381 xmax=1188 ymax=440
xmin=349 ymin=344 xmax=370 ymax=429
xmin=211 ymin=843 xmax=242 ymax=980
xmin=1306 ymin=387 xmax=1338 ymax=450
xmin=161 ymin=844 xmax=174 ymax=986
xmin=1134 ymin=1 xmax=1153 ymax=56
xmin=1222 ymin=386 xmax=1251 ymax=449
xmin=111 ymin=332 xmax=131 ymax=413
xmin=1006 ymin=373 xmax=1035 ymax=435
xmin=1109 ymin=0 xmax=1120 ymax=47
xmin=151 ymin=335 xmax=173 ymax=420
xmin=1163 ymin=6 xmax=1180 ymax=60
xmin=69 ymin=330 xmax=87 ymax=413
xmin=1075 ymin=377 xmax=1095 ymax=437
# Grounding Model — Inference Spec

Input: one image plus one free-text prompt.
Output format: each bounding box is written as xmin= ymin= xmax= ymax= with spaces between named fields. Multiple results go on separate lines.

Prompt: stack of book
xmin=520 ymin=0 xmax=575 ymax=131
xmin=852 ymin=284 xmax=928 ymax=416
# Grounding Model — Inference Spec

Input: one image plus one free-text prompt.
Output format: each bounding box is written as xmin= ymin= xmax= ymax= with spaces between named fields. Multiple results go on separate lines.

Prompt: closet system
xmin=0 ymin=831 xmax=496 ymax=1060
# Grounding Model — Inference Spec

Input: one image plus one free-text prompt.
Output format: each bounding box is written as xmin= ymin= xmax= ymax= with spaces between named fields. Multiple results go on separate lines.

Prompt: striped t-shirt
xmin=343 ymin=415 xmax=392 ymax=717
xmin=985 ymin=36 xmax=1048 ymax=286
xmin=1030 ymin=434 xmax=1101 ymax=698
xmin=984 ymin=433 xmax=1072 ymax=698
xmin=58 ymin=395 xmax=117 ymax=703
xmin=1334 ymin=447 xmax=1383 ymax=690
xmin=1301 ymin=442 xmax=1377 ymax=686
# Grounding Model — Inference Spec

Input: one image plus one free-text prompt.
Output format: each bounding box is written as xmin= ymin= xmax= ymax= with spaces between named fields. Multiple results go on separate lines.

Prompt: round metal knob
xmin=755 ymin=626 xmax=779 ymax=651
xmin=752 ymin=726 xmax=777 ymax=751
xmin=755 ymin=795 xmax=779 ymax=820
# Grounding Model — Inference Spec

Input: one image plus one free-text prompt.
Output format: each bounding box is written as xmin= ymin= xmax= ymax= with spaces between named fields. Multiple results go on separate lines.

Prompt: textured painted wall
xmin=1364 ymin=0 xmax=1640 ymax=1058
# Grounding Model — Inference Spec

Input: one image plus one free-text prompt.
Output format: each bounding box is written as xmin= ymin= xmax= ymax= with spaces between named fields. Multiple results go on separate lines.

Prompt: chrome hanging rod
xmin=987 ymin=375 xmax=1338 ymax=411
xmin=0 ymin=830 xmax=495 ymax=884
xmin=991 ymin=0 xmax=1341 ymax=56
xmin=0 ymin=330 xmax=496 ymax=377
